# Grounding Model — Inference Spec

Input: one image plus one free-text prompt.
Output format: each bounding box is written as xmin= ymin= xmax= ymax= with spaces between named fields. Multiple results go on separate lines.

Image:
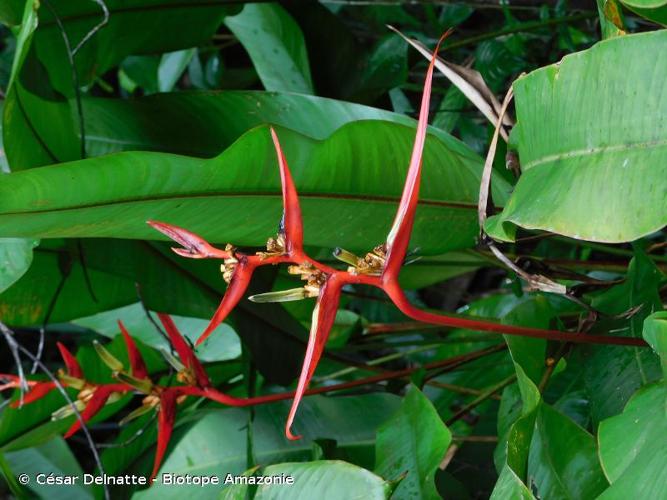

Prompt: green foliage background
xmin=0 ymin=1 xmax=665 ymax=499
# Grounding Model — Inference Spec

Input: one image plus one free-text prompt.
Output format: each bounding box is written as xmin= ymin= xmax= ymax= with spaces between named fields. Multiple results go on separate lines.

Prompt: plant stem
xmin=445 ymin=374 xmax=516 ymax=426
xmin=452 ymin=435 xmax=498 ymax=443
xmin=220 ymin=344 xmax=508 ymax=408
xmin=427 ymin=381 xmax=502 ymax=400
xmin=316 ymin=344 xmax=440 ymax=382
xmin=341 ymin=337 xmax=498 ymax=350
xmin=443 ymin=13 xmax=597 ymax=51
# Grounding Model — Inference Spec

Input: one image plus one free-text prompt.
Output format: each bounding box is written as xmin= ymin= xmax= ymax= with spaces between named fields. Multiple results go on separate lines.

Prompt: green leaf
xmin=584 ymin=252 xmax=663 ymax=423
xmin=32 ymin=0 xmax=240 ymax=97
xmin=0 ymin=450 xmax=29 ymax=497
xmin=217 ymin=467 xmax=257 ymax=500
xmin=74 ymin=303 xmax=241 ymax=363
xmin=355 ymin=33 xmax=408 ymax=102
xmin=0 ymin=237 xmax=37 ymax=293
xmin=490 ymin=465 xmax=535 ymax=500
xmin=643 ymin=311 xmax=667 ymax=378
xmin=251 ymin=461 xmax=390 ymax=499
xmin=4 ymin=64 xmax=80 ymax=169
xmin=79 ymin=90 xmax=419 ymax=157
xmin=486 ymin=31 xmax=667 ymax=243
xmin=6 ymin=0 xmax=38 ymax=91
xmin=122 ymin=394 xmax=400 ymax=499
xmin=492 ymin=296 xmax=551 ymax=491
xmin=3 ymin=436 xmax=93 ymax=500
xmin=158 ymin=49 xmax=196 ymax=92
xmin=502 ymin=296 xmax=552 ymax=386
xmin=0 ymin=239 xmax=306 ymax=384
xmin=597 ymin=382 xmax=667 ymax=498
xmin=281 ymin=2 xmax=364 ymax=100
xmin=224 ymin=4 xmax=314 ymax=94
xmin=4 ymin=0 xmax=239 ymax=170
xmin=496 ymin=363 xmax=539 ymax=479
xmin=0 ymin=243 xmax=136 ymax=325
xmin=1 ymin=0 xmax=77 ymax=171
xmin=596 ymin=0 xmax=627 ymax=38
xmin=0 ymin=0 xmax=24 ymax=26
xmin=375 ymin=385 xmax=451 ymax=500
xmin=0 ymin=122 xmax=506 ymax=255
xmin=583 ymin=343 xmax=662 ymax=425
xmin=527 ymin=404 xmax=608 ymax=499
xmin=619 ymin=0 xmax=667 ymax=25
xmin=433 ymin=86 xmax=466 ymax=133
xmin=120 ymin=49 xmax=196 ymax=95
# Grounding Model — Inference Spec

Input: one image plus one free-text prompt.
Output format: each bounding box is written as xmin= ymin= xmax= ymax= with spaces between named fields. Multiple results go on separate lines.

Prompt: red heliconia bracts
xmin=0 ymin=342 xmax=82 ymax=407
xmin=0 ymin=317 xmax=262 ymax=482
xmin=148 ymin=35 xmax=646 ymax=440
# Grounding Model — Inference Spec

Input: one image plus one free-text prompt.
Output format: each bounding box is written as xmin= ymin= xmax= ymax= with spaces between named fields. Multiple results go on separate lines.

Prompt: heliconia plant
xmin=2 ymin=313 xmax=491 ymax=482
xmin=0 ymin=317 xmax=278 ymax=481
xmin=147 ymin=34 xmax=647 ymax=440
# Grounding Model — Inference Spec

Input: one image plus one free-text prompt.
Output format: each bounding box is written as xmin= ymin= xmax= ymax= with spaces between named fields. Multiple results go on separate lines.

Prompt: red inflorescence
xmin=0 ymin=34 xmax=648 ymax=485
xmin=146 ymin=34 xmax=646 ymax=441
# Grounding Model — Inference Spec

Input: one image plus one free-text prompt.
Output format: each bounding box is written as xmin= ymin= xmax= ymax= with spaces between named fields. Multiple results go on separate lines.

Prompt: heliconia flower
xmin=63 ymin=384 xmax=127 ymax=438
xmin=7 ymin=342 xmax=84 ymax=407
xmin=149 ymin=219 xmax=264 ymax=345
xmin=196 ymin=256 xmax=258 ymax=345
xmin=383 ymin=30 xmax=452 ymax=283
xmin=119 ymin=321 xmax=148 ymax=379
xmin=151 ymin=388 xmax=178 ymax=482
xmin=17 ymin=381 xmax=58 ymax=406
xmin=0 ymin=374 xmax=27 ymax=392
xmin=1 ymin=375 xmax=47 ymax=406
xmin=270 ymin=127 xmax=304 ymax=256
xmin=2 ymin=321 xmax=264 ymax=486
xmin=157 ymin=313 xmax=210 ymax=388
xmin=57 ymin=342 xmax=83 ymax=379
xmin=148 ymin=127 xmax=313 ymax=347
xmin=94 ymin=340 xmax=125 ymax=372
xmin=147 ymin=220 xmax=231 ymax=260
xmin=148 ymin=31 xmax=647 ymax=442
xmin=285 ymin=276 xmax=343 ymax=440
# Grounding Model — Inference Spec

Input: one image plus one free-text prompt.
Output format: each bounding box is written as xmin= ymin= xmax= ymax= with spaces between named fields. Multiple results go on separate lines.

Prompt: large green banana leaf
xmin=29 ymin=0 xmax=241 ymax=97
xmin=486 ymin=30 xmax=667 ymax=243
xmin=0 ymin=121 xmax=509 ymax=254
xmin=79 ymin=91 xmax=422 ymax=157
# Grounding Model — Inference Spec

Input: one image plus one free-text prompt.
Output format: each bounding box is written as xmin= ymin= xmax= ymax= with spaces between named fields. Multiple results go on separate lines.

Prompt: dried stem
xmin=445 ymin=374 xmax=516 ymax=425
xmin=0 ymin=322 xmax=110 ymax=500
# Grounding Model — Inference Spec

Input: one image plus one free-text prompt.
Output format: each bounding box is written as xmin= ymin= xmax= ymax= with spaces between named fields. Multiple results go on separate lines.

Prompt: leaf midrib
xmin=522 ymin=138 xmax=667 ymax=170
xmin=0 ymin=191 xmax=483 ymax=217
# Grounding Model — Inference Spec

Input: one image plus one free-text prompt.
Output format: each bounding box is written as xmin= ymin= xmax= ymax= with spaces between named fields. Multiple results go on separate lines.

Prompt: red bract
xmin=285 ymin=276 xmax=343 ymax=440
xmin=152 ymin=388 xmax=178 ymax=482
xmin=64 ymin=384 xmax=128 ymax=438
xmin=157 ymin=313 xmax=210 ymax=388
xmin=15 ymin=380 xmax=57 ymax=406
xmin=148 ymin=34 xmax=647 ymax=440
xmin=4 ymin=343 xmax=82 ymax=407
xmin=2 ymin=318 xmax=246 ymax=483
xmin=119 ymin=321 xmax=148 ymax=379
xmin=383 ymin=30 xmax=452 ymax=282
xmin=57 ymin=341 xmax=83 ymax=378
xmin=0 ymin=375 xmax=45 ymax=404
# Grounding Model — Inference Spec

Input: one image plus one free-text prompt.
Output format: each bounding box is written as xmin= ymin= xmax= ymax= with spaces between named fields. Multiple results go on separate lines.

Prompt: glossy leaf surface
xmin=0 ymin=123 xmax=508 ymax=255
xmin=487 ymin=31 xmax=667 ymax=243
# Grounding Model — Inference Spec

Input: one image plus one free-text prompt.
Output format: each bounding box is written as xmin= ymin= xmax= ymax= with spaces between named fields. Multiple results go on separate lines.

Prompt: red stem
xmin=204 ymin=343 xmax=505 ymax=407
xmin=383 ymin=282 xmax=646 ymax=346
